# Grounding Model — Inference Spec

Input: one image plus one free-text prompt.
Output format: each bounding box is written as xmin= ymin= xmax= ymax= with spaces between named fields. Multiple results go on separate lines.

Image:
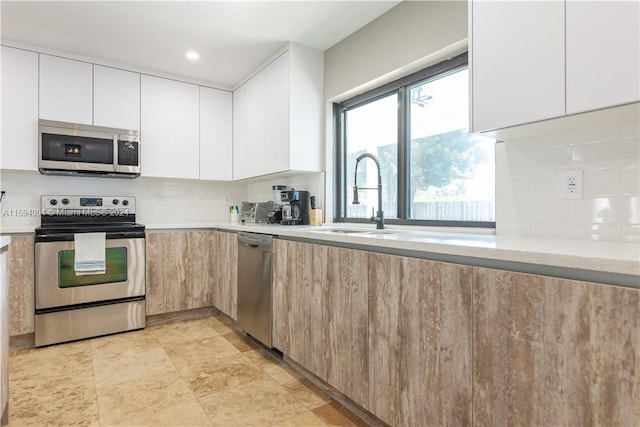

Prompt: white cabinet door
xmin=232 ymin=82 xmax=249 ymax=180
xmin=471 ymin=0 xmax=565 ymax=131
xmin=288 ymin=43 xmax=323 ymax=172
xmin=1 ymin=46 xmax=39 ymax=171
xmin=200 ymin=87 xmax=233 ymax=181
xmin=93 ymin=65 xmax=140 ymax=130
xmin=264 ymin=52 xmax=290 ymax=175
xmin=140 ymin=75 xmax=199 ymax=179
xmin=566 ymin=1 xmax=640 ymax=114
xmin=39 ymin=54 xmax=93 ymax=124
xmin=244 ymin=70 xmax=266 ymax=177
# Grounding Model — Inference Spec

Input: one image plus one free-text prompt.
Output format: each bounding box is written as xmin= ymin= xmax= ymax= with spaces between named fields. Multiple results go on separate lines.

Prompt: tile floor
xmin=7 ymin=315 xmax=368 ymax=426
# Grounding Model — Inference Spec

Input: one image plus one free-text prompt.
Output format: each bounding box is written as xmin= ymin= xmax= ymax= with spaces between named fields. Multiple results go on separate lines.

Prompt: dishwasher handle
xmin=238 ymin=232 xmax=273 ymax=251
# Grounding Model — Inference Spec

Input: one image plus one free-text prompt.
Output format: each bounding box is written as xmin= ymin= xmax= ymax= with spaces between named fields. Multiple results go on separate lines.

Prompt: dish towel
xmin=74 ymin=232 xmax=106 ymax=275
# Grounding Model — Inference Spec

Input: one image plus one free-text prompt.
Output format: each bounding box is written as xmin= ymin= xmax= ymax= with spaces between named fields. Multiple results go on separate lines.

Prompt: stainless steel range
xmin=34 ymin=195 xmax=146 ymax=347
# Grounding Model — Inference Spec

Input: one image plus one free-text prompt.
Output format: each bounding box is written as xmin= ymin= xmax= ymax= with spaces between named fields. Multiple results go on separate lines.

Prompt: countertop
xmin=3 ymin=222 xmax=638 ymax=281
xmin=0 ymin=236 xmax=10 ymax=250
xmin=207 ymin=222 xmax=640 ymax=280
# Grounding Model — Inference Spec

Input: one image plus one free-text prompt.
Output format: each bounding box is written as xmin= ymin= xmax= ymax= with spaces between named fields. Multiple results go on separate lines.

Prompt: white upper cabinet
xmin=93 ymin=65 xmax=141 ymax=130
xmin=39 ymin=54 xmax=93 ymax=125
xmin=264 ymin=51 xmax=290 ymax=175
xmin=140 ymin=75 xmax=199 ymax=179
xmin=1 ymin=46 xmax=39 ymax=171
xmin=471 ymin=0 xmax=565 ymax=132
xmin=232 ymin=82 xmax=250 ymax=180
xmin=232 ymin=43 xmax=323 ymax=180
xmin=566 ymin=1 xmax=640 ymax=114
xmin=471 ymin=0 xmax=640 ymax=132
xmin=199 ymin=87 xmax=233 ymax=181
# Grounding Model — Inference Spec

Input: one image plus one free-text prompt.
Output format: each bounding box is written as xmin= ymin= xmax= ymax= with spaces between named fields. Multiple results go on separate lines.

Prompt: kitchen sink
xmin=310 ymin=228 xmax=401 ymax=235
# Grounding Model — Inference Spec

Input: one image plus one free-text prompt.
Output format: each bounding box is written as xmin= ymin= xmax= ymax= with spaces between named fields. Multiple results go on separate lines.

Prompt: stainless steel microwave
xmin=38 ymin=120 xmax=140 ymax=178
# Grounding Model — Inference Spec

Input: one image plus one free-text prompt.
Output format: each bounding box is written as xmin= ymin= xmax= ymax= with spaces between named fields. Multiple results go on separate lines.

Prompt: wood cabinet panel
xmin=273 ymin=239 xmax=369 ymax=408
xmin=1 ymin=243 xmax=9 ymax=425
xmin=210 ymin=231 xmax=237 ymax=320
xmin=145 ymin=232 xmax=213 ymax=315
xmin=473 ymin=268 xmax=640 ymax=426
xmin=7 ymin=236 xmax=34 ymax=336
xmin=368 ymin=253 xmax=473 ymax=426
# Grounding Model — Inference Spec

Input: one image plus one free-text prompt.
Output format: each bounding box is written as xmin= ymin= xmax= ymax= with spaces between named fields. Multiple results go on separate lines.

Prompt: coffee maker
xmin=280 ymin=190 xmax=311 ymax=225
xmin=267 ymin=185 xmax=290 ymax=224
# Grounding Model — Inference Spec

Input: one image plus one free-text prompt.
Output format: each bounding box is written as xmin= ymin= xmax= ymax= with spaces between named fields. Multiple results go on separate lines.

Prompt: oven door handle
xmin=36 ymin=231 xmax=145 ymax=242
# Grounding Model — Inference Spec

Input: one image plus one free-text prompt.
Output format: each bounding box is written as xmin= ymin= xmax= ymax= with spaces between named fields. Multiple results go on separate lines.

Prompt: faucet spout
xmin=353 ymin=153 xmax=384 ymax=229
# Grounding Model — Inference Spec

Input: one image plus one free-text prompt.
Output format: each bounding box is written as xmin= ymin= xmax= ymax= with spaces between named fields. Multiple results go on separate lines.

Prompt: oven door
xmin=35 ymin=237 xmax=145 ymax=310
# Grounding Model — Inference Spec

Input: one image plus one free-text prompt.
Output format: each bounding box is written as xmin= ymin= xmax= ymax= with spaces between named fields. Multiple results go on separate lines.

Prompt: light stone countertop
xmin=205 ymin=222 xmax=640 ymax=279
xmin=4 ymin=222 xmax=638 ymax=280
xmin=0 ymin=236 xmax=10 ymax=249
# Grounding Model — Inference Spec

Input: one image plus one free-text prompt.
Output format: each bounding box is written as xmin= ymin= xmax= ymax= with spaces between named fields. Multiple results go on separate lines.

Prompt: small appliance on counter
xmin=280 ymin=190 xmax=311 ymax=225
xmin=266 ymin=185 xmax=291 ymax=224
xmin=240 ymin=201 xmax=273 ymax=224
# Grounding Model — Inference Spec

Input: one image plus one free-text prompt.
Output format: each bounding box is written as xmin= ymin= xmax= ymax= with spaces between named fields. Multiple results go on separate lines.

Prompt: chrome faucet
xmin=352 ymin=153 xmax=384 ymax=229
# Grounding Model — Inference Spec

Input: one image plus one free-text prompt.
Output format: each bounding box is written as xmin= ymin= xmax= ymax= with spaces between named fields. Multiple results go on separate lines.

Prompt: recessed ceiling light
xmin=186 ymin=51 xmax=199 ymax=60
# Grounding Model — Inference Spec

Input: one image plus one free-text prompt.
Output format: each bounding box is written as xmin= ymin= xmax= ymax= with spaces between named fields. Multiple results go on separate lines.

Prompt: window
xmin=336 ymin=53 xmax=495 ymax=227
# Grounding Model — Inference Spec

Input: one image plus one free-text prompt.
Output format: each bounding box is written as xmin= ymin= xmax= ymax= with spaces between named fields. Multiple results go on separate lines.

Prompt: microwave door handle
xmin=113 ymin=135 xmax=118 ymax=168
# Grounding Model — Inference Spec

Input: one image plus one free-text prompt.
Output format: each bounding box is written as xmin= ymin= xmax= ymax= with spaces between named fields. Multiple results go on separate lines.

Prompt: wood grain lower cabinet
xmin=473 ymin=268 xmax=640 ymax=426
xmin=368 ymin=253 xmax=473 ymax=426
xmin=1 ymin=242 xmax=9 ymax=425
xmin=210 ymin=231 xmax=237 ymax=320
xmin=272 ymin=240 xmax=369 ymax=408
xmin=145 ymin=231 xmax=214 ymax=315
xmin=7 ymin=236 xmax=34 ymax=336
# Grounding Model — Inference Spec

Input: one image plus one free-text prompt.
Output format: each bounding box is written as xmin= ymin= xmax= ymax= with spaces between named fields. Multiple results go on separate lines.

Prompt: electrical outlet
xmin=224 ymin=194 xmax=231 ymax=204
xmin=158 ymin=192 xmax=166 ymax=204
xmin=562 ymin=170 xmax=583 ymax=200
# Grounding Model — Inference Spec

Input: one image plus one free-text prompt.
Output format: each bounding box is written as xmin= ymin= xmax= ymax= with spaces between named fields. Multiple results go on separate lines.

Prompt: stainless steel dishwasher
xmin=237 ymin=232 xmax=273 ymax=347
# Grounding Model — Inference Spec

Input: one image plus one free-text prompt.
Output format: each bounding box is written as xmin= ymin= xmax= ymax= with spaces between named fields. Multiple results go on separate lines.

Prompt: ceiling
xmin=1 ymin=1 xmax=400 ymax=88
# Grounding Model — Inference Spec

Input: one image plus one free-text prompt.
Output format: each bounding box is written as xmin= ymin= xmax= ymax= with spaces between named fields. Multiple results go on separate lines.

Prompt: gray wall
xmin=324 ymin=1 xmax=468 ymax=102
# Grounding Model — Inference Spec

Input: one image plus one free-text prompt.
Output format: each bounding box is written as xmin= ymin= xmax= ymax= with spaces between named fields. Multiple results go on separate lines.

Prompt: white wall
xmin=496 ymin=103 xmax=640 ymax=242
xmin=0 ymin=171 xmax=247 ymax=231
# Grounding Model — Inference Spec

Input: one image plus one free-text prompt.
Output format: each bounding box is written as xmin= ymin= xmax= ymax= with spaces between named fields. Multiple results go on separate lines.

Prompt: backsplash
xmin=0 ymin=171 xmax=247 ymax=231
xmin=246 ymin=172 xmax=325 ymax=208
xmin=496 ymin=103 xmax=639 ymax=242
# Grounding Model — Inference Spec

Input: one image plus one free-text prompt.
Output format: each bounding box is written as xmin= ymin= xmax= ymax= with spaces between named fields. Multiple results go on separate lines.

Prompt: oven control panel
xmin=41 ymin=195 xmax=136 ymax=214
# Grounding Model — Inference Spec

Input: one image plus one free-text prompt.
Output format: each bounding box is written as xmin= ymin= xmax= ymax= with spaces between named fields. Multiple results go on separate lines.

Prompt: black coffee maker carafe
xmin=280 ymin=190 xmax=311 ymax=225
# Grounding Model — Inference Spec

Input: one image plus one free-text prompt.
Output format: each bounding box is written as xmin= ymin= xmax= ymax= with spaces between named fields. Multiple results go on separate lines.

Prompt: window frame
xmin=334 ymin=52 xmax=495 ymax=228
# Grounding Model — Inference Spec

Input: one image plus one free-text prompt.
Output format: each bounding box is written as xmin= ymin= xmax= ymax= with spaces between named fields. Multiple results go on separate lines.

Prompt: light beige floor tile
xmin=269 ymin=411 xmax=328 ymax=427
xmin=244 ymin=349 xmax=302 ymax=385
xmin=90 ymin=328 xmax=159 ymax=354
xmin=178 ymin=353 xmax=270 ymax=398
xmin=222 ymin=331 xmax=260 ymax=353
xmin=199 ymin=377 xmax=308 ymax=426
xmin=9 ymin=342 xmax=99 ymax=426
xmin=151 ymin=316 xmax=226 ymax=347
xmin=212 ymin=320 xmax=236 ymax=336
xmin=92 ymin=345 xmax=176 ymax=388
xmin=312 ymin=402 xmax=369 ymax=427
xmin=281 ymin=377 xmax=331 ymax=410
xmin=163 ymin=335 xmax=240 ymax=370
xmin=96 ymin=369 xmax=212 ymax=426
xmin=10 ymin=341 xmax=93 ymax=382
